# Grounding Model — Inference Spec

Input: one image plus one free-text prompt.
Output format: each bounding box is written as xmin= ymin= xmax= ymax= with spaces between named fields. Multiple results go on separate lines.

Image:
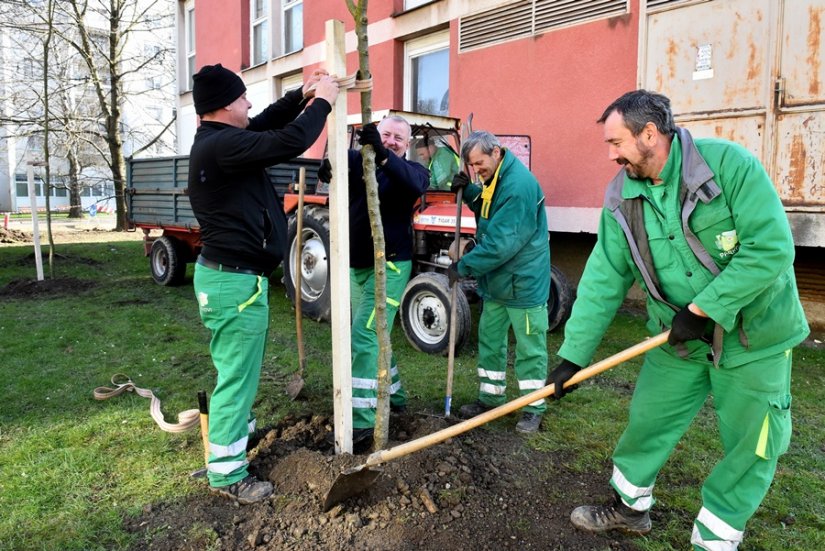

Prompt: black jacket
xmin=348 ymin=149 xmax=429 ymax=269
xmin=188 ymin=89 xmax=331 ymax=273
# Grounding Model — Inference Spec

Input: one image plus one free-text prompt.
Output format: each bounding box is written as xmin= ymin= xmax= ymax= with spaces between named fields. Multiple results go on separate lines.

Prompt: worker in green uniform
xmin=320 ymin=116 xmax=430 ymax=452
xmin=415 ymin=138 xmax=460 ymax=191
xmin=549 ymin=90 xmax=809 ymax=550
xmin=450 ymin=130 xmax=550 ymax=433
xmin=189 ymin=64 xmax=339 ymax=504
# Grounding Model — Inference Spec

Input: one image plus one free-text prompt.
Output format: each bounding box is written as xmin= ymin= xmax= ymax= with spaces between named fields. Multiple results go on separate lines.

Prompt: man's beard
xmin=619 ymin=141 xmax=655 ymax=179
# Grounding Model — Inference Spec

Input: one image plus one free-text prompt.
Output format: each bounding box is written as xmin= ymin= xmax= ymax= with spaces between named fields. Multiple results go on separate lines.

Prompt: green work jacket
xmin=429 ymin=146 xmax=460 ymax=191
xmin=559 ymin=129 xmax=809 ymax=368
xmin=457 ymin=149 xmax=550 ymax=308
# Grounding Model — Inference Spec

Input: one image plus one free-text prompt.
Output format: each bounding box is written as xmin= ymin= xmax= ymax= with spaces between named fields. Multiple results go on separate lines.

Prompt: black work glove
xmin=318 ymin=158 xmax=332 ymax=183
xmin=447 ymin=262 xmax=461 ymax=287
xmin=548 ymin=359 xmax=582 ymax=399
xmin=357 ymin=123 xmax=388 ymax=164
xmin=668 ymin=306 xmax=709 ymax=346
xmin=451 ymin=172 xmax=470 ymax=195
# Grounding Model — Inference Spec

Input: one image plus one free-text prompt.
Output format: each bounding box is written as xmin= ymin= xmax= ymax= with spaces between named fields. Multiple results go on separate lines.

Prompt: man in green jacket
xmin=415 ymin=138 xmax=460 ymax=191
xmin=549 ymin=90 xmax=809 ymax=550
xmin=450 ymin=130 xmax=550 ymax=433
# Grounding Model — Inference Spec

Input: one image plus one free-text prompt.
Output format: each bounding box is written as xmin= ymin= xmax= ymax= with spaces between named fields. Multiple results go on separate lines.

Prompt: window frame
xmin=184 ymin=1 xmax=196 ymax=91
xmin=251 ymin=0 xmax=270 ymax=66
xmin=403 ymin=31 xmax=450 ymax=115
xmin=281 ymin=0 xmax=303 ymax=55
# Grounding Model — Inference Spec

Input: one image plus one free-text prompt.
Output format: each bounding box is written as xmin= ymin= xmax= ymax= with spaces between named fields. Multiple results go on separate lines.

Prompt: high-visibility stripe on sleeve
xmin=352 ymin=377 xmax=377 ymax=390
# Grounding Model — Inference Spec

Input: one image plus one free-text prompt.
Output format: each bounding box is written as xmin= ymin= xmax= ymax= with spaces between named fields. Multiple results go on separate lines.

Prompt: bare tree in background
xmin=0 ymin=0 xmax=176 ymax=228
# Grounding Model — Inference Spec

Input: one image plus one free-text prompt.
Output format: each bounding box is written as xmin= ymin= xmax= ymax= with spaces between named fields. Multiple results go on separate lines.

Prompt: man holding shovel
xmin=320 ymin=115 xmax=429 ymax=453
xmin=188 ymin=64 xmax=338 ymax=504
xmin=550 ymin=90 xmax=809 ymax=549
xmin=450 ymin=130 xmax=551 ymax=434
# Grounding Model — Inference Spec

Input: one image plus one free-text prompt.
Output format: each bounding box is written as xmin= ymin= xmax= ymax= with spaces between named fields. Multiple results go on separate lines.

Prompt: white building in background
xmin=0 ymin=0 xmax=177 ymax=214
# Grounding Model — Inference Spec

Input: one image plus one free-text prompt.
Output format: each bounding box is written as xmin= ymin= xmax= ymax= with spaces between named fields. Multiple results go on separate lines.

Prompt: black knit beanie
xmin=192 ymin=64 xmax=247 ymax=115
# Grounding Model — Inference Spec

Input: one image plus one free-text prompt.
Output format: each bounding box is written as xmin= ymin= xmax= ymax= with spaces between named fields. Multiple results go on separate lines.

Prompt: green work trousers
xmin=476 ymin=301 xmax=548 ymax=415
xmin=350 ymin=261 xmax=411 ymax=429
xmin=194 ymin=263 xmax=268 ymax=488
xmin=610 ymin=347 xmax=792 ymax=550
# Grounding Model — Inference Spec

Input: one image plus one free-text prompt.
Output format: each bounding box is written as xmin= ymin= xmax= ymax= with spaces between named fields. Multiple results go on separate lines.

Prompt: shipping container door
xmin=643 ymin=0 xmax=825 ymax=245
xmin=643 ymin=0 xmax=774 ymax=161
xmin=773 ymin=0 xmax=825 ymax=209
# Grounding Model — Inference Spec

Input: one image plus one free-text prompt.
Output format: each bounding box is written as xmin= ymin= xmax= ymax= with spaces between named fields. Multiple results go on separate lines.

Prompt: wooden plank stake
xmin=325 ymin=19 xmax=353 ymax=455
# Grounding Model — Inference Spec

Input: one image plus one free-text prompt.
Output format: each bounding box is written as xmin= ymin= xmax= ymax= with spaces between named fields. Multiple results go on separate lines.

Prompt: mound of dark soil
xmin=124 ymin=413 xmax=637 ymax=550
xmin=0 ymin=277 xmax=97 ymax=298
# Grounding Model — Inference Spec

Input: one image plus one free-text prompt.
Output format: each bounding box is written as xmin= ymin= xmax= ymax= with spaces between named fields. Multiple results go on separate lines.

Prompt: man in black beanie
xmin=188 ymin=63 xmax=338 ymax=504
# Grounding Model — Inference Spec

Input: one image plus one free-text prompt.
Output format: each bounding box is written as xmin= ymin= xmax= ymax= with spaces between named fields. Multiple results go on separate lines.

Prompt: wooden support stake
xmin=325 ymin=19 xmax=353 ymax=455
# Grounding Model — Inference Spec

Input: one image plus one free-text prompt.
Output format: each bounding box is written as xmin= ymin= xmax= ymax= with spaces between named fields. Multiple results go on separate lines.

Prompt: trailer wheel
xmin=548 ymin=264 xmax=573 ymax=332
xmin=400 ymin=272 xmax=471 ymax=356
xmin=150 ymin=236 xmax=187 ymax=286
xmin=284 ymin=205 xmax=331 ymax=322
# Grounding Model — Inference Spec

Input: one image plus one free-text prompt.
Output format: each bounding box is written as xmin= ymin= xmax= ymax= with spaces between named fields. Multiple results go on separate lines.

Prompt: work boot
xmin=515 ymin=412 xmax=542 ymax=433
xmin=210 ymin=475 xmax=273 ymax=505
xmin=459 ymin=400 xmax=494 ymax=419
xmin=570 ymin=493 xmax=652 ymax=535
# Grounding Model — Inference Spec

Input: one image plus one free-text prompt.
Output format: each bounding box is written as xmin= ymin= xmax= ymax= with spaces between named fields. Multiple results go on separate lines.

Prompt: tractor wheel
xmin=548 ymin=264 xmax=574 ymax=331
xmin=150 ymin=236 xmax=187 ymax=286
xmin=284 ymin=205 xmax=331 ymax=322
xmin=400 ymin=272 xmax=471 ymax=356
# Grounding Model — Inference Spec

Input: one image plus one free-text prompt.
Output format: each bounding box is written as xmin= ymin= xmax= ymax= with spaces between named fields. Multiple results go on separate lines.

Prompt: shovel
xmin=444 ymin=187 xmax=464 ymax=417
xmin=321 ymin=331 xmax=669 ymax=511
xmin=286 ymin=168 xmax=307 ymax=400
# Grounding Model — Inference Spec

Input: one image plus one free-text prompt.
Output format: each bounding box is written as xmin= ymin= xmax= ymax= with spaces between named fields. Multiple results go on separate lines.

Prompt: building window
xmin=282 ymin=0 xmax=302 ymax=55
xmin=404 ymin=32 xmax=450 ymax=116
xmin=404 ymin=0 xmax=431 ymax=9
xmin=185 ymin=1 xmax=196 ymax=90
xmin=280 ymin=72 xmax=303 ymax=95
xmin=251 ymin=0 xmax=269 ymax=66
xmin=15 ymin=174 xmax=45 ymax=197
xmin=54 ymin=185 xmax=67 ymax=197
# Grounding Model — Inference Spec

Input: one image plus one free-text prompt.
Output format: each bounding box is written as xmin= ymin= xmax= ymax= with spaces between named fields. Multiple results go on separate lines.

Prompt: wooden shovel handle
xmin=444 ymin=187 xmax=464 ymax=412
xmin=295 ymin=168 xmax=306 ymax=370
xmin=365 ymin=331 xmax=670 ymax=467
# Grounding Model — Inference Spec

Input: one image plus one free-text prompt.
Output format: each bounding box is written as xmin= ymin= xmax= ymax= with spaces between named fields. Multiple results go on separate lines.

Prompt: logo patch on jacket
xmin=715 ymin=230 xmax=739 ymax=258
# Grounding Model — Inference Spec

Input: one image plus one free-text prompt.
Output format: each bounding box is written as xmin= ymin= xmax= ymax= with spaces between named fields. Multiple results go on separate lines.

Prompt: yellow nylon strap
xmin=237 ymin=276 xmax=263 ymax=313
xmin=755 ymin=413 xmax=770 ymax=459
xmin=387 ymin=261 xmax=401 ymax=274
xmin=480 ymin=150 xmax=506 ymax=219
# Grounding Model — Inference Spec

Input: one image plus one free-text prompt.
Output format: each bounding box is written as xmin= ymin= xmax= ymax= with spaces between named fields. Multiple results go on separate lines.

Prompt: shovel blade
xmin=285 ymin=372 xmax=304 ymax=401
xmin=321 ymin=464 xmax=383 ymax=512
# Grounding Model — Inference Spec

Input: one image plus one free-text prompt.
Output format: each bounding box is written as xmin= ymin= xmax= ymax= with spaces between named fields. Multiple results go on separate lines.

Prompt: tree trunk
xmin=347 ymin=0 xmax=392 ymax=451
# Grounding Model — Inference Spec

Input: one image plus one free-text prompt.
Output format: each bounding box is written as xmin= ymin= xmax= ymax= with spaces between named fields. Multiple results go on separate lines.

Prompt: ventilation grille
xmin=459 ymin=0 xmax=629 ymax=52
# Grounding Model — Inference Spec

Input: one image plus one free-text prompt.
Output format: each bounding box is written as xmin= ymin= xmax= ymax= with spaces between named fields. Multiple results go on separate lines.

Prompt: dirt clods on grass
xmin=125 ymin=413 xmax=637 ymax=550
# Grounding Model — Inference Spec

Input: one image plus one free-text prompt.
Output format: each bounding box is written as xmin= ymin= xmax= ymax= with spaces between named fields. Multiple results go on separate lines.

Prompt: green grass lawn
xmin=1 ymin=240 xmax=823 ymax=550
